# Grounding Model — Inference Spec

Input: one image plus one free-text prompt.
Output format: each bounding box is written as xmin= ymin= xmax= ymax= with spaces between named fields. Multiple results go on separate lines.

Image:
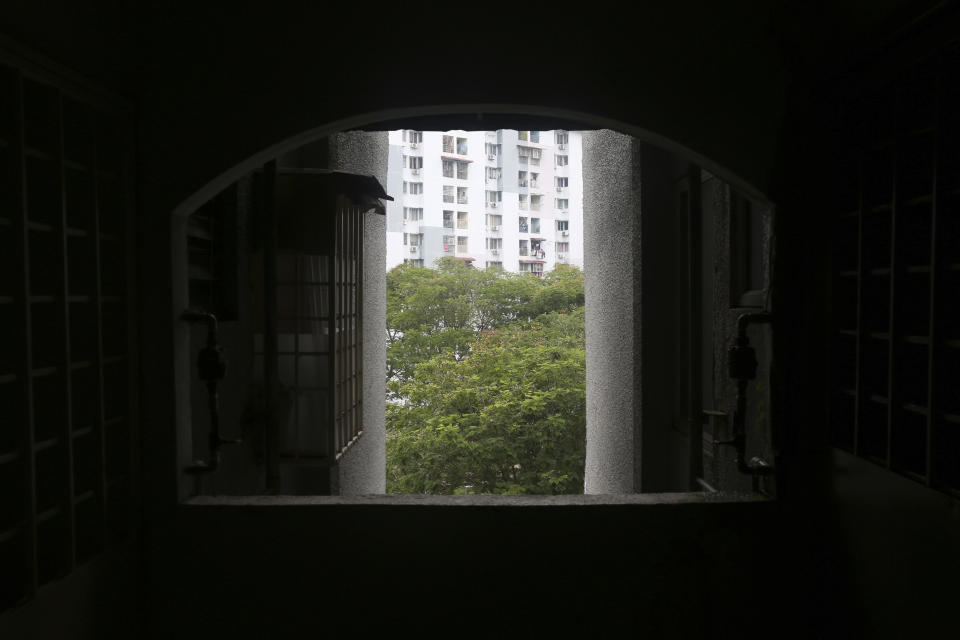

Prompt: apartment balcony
xmin=486 ymin=201 xmax=499 ymax=210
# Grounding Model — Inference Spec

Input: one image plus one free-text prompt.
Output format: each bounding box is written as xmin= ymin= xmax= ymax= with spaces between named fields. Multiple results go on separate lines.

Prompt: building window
xmin=442 ymin=159 xmax=455 ymax=178
xmin=557 ymin=220 xmax=569 ymax=231
xmin=485 ymin=142 xmax=500 ymax=157
xmin=518 ymin=146 xmax=541 ymax=164
xmin=403 ymin=207 xmax=423 ymax=221
xmin=531 ymin=131 xmax=540 ymax=143
xmin=555 ymin=154 xmax=568 ymax=167
xmin=557 ymin=242 xmax=570 ymax=253
xmin=519 ymin=216 xmax=529 ymax=233
xmin=530 ymin=172 xmax=539 ymax=188
xmin=404 ymin=130 xmax=423 ymax=144
xmin=555 ymin=130 xmax=568 ymax=145
xmin=486 ymin=237 xmax=503 ymax=250
xmin=404 ymin=155 xmax=423 ymax=169
xmin=403 ymin=232 xmax=407 ymax=245
xmin=485 ymin=214 xmax=502 ymax=227
xmin=443 ymin=135 xmax=454 ymax=153
xmin=519 ymin=262 xmax=544 ymax=275
xmin=403 ymin=181 xmax=423 ymax=194
xmin=531 ymin=218 xmax=540 ymax=233
xmin=457 ymin=211 xmax=468 ymax=229
xmin=443 ymin=185 xmax=455 ymax=203
xmin=518 ymin=130 xmax=529 ymax=141
xmin=456 ymin=161 xmax=469 ymax=180
xmin=486 ymin=190 xmax=501 ymax=205
xmin=485 ymin=261 xmax=503 ymax=269
xmin=457 ymin=235 xmax=468 ymax=251
xmin=404 ymin=258 xmax=424 ymax=266
xmin=457 ymin=186 xmax=468 ymax=204
xmin=555 ymin=176 xmax=568 ymax=188
xmin=442 ymin=235 xmax=455 ymax=251
xmin=443 ymin=210 xmax=454 ymax=228
xmin=519 ymin=194 xmax=528 ymax=210
xmin=409 ymin=233 xmax=422 ymax=247
xmin=555 ymin=198 xmax=569 ymax=209
xmin=530 ymin=195 xmax=542 ymax=211
xmin=456 ymin=137 xmax=468 ymax=155
xmin=486 ymin=166 xmax=501 ymax=180
xmin=518 ymin=170 xmax=528 ymax=187
xmin=519 ymin=239 xmax=529 ymax=256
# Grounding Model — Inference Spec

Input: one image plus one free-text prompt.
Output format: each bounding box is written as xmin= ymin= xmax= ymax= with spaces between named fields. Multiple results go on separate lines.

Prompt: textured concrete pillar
xmin=582 ymin=130 xmax=642 ymax=493
xmin=329 ymin=132 xmax=388 ymax=494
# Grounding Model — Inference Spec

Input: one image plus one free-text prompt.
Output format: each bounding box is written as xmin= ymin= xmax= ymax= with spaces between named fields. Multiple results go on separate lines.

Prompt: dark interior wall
xmin=148 ymin=497 xmax=784 ymax=638
xmin=0 ymin=1 xmax=956 ymax=637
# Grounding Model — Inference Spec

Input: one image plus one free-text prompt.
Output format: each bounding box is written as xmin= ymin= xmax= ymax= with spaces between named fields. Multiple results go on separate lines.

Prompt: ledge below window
xmin=184 ymin=491 xmax=769 ymax=507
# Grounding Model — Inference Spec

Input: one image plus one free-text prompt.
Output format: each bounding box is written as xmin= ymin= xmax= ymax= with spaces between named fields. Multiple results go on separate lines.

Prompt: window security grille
xmin=255 ymin=208 xmax=364 ymax=464
xmin=829 ymin=47 xmax=960 ymax=496
xmin=0 ymin=61 xmax=135 ymax=613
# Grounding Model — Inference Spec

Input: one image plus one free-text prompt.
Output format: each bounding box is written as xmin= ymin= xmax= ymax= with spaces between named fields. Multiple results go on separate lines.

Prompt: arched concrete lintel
xmin=168 ymin=103 xmax=772 ymax=222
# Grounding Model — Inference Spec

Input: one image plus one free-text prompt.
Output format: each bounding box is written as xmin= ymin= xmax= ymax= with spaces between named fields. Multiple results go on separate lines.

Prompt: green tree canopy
xmin=386 ymin=260 xmax=586 ymax=494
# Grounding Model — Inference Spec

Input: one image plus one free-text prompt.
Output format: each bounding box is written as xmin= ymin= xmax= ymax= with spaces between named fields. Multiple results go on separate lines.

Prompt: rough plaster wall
xmin=330 ymin=132 xmax=387 ymax=494
xmin=582 ymin=130 xmax=640 ymax=493
xmin=711 ymin=182 xmax=776 ymax=493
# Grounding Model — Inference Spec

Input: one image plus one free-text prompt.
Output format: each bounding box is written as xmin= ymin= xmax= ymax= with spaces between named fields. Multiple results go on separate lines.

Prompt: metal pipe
xmin=728 ymin=312 xmax=775 ymax=480
xmin=182 ymin=310 xmax=239 ymax=475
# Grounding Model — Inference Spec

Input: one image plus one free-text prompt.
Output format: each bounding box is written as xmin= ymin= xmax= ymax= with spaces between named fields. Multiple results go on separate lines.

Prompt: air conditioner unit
xmin=490 ymin=202 xmax=497 ymax=208
xmin=410 ymin=246 xmax=418 ymax=252
xmin=410 ymin=168 xmax=420 ymax=175
xmin=558 ymin=143 xmax=567 ymax=150
xmin=491 ymin=225 xmax=500 ymax=231
xmin=410 ymin=143 xmax=419 ymax=148
xmin=556 ymin=186 xmax=563 ymax=192
xmin=561 ymin=230 xmax=569 ymax=236
xmin=490 ymin=249 xmax=499 ymax=255
xmin=488 ymin=154 xmax=495 ymax=160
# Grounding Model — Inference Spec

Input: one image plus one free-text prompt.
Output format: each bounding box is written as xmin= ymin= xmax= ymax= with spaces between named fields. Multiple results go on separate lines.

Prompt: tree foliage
xmin=386 ymin=259 xmax=586 ymax=494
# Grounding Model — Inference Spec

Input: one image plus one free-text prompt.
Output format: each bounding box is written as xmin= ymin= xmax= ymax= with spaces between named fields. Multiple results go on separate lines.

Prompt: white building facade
xmin=385 ymin=129 xmax=583 ymax=274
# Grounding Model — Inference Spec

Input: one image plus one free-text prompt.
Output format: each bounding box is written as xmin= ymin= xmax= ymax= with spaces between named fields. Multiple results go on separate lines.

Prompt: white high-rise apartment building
xmin=385 ymin=129 xmax=583 ymax=274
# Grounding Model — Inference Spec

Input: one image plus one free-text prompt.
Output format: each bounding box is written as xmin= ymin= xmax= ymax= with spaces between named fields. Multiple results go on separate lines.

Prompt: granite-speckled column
xmin=329 ymin=132 xmax=388 ymax=494
xmin=582 ymin=130 xmax=642 ymax=493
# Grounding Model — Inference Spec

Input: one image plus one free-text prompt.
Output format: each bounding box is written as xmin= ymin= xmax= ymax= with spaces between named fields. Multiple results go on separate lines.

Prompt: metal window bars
xmin=828 ymin=46 xmax=960 ymax=496
xmin=0 ymin=57 xmax=134 ymax=613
